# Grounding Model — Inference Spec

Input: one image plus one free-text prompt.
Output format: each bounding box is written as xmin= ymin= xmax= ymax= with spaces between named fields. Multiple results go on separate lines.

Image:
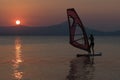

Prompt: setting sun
xmin=16 ymin=20 xmax=21 ymax=25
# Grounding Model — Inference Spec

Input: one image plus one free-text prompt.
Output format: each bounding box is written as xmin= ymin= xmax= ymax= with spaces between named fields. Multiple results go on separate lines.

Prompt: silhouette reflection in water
xmin=67 ymin=56 xmax=95 ymax=80
xmin=12 ymin=37 xmax=23 ymax=80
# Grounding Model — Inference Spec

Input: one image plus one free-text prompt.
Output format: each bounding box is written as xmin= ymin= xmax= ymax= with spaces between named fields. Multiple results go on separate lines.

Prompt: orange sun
xmin=16 ymin=20 xmax=21 ymax=25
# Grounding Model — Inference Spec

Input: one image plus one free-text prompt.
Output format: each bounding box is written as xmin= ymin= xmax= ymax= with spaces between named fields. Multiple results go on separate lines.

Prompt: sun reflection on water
xmin=12 ymin=37 xmax=23 ymax=80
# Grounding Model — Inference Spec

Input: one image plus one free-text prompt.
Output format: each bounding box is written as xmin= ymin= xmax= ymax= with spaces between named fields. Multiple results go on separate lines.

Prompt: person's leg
xmin=89 ymin=43 xmax=92 ymax=54
xmin=92 ymin=43 xmax=94 ymax=55
xmin=91 ymin=44 xmax=95 ymax=64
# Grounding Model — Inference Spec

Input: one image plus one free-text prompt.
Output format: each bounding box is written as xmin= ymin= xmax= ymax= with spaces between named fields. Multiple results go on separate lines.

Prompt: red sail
xmin=67 ymin=8 xmax=90 ymax=52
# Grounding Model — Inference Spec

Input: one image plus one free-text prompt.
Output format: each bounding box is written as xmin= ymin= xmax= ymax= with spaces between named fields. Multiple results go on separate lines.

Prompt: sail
xmin=67 ymin=8 xmax=90 ymax=52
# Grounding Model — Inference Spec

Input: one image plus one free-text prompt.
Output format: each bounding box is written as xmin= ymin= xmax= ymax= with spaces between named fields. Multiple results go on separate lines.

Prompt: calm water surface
xmin=0 ymin=36 xmax=120 ymax=80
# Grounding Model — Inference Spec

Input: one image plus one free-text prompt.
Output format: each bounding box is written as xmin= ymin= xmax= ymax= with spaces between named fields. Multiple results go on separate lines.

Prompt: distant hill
xmin=0 ymin=22 xmax=120 ymax=36
xmin=0 ymin=22 xmax=69 ymax=36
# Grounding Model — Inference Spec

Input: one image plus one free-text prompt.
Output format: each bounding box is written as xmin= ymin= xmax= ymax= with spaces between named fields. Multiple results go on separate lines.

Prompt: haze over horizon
xmin=0 ymin=0 xmax=120 ymax=31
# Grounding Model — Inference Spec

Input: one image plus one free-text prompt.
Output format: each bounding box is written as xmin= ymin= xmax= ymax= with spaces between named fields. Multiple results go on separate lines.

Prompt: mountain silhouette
xmin=0 ymin=22 xmax=120 ymax=36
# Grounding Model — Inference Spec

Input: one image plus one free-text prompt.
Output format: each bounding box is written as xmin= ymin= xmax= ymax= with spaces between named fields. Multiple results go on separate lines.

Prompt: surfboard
xmin=76 ymin=52 xmax=102 ymax=57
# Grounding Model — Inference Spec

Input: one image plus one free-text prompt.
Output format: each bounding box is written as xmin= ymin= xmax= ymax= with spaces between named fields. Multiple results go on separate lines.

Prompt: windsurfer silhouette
xmin=89 ymin=34 xmax=94 ymax=55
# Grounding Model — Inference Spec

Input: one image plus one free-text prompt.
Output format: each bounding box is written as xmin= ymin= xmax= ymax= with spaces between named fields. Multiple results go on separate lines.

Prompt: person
xmin=89 ymin=34 xmax=94 ymax=55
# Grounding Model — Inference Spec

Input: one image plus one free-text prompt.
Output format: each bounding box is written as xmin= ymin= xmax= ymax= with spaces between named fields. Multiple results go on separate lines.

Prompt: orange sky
xmin=0 ymin=0 xmax=120 ymax=31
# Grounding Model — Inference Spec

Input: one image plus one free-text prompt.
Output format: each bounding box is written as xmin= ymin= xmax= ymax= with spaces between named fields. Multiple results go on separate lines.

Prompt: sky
xmin=0 ymin=0 xmax=120 ymax=31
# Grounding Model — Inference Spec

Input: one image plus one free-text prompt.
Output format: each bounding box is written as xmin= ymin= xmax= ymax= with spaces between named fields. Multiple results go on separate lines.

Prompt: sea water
xmin=0 ymin=36 xmax=120 ymax=80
